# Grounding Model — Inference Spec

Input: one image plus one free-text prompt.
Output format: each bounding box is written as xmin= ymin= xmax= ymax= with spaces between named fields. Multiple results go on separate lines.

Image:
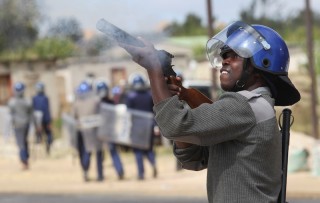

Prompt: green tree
xmin=84 ymin=35 xmax=114 ymax=56
xmin=240 ymin=0 xmax=320 ymax=42
xmin=240 ymin=0 xmax=284 ymax=32
xmin=164 ymin=13 xmax=207 ymax=36
xmin=32 ymin=37 xmax=75 ymax=60
xmin=46 ymin=18 xmax=83 ymax=43
xmin=0 ymin=0 xmax=40 ymax=52
xmin=285 ymin=9 xmax=320 ymax=42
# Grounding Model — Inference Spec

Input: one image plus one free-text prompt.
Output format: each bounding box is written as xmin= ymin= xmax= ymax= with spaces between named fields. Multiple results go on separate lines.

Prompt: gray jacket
xmin=8 ymin=96 xmax=33 ymax=129
xmin=154 ymin=87 xmax=281 ymax=203
xmin=8 ymin=96 xmax=33 ymax=149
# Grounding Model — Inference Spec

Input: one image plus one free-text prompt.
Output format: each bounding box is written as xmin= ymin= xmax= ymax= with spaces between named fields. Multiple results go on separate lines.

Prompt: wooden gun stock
xmin=168 ymin=76 xmax=213 ymax=148
xmin=168 ymin=77 xmax=213 ymax=109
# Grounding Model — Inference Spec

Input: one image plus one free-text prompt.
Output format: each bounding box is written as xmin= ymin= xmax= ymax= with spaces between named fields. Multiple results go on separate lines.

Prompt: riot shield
xmin=61 ymin=113 xmax=78 ymax=149
xmin=97 ymin=103 xmax=154 ymax=150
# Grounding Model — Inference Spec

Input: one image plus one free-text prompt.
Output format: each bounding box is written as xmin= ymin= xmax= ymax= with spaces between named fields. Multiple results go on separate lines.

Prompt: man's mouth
xmin=221 ymin=70 xmax=229 ymax=75
xmin=220 ymin=68 xmax=230 ymax=75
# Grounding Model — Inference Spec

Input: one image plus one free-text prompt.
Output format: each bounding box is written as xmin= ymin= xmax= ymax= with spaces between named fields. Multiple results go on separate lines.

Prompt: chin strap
xmin=232 ymin=58 xmax=250 ymax=91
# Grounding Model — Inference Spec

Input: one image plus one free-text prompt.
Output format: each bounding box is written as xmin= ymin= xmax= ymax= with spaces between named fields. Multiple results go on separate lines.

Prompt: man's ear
xmin=246 ymin=62 xmax=256 ymax=75
xmin=253 ymin=71 xmax=262 ymax=78
xmin=254 ymin=72 xmax=268 ymax=85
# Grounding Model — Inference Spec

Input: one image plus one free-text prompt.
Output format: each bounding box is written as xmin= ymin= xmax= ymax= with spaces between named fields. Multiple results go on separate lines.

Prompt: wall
xmin=0 ymin=45 xmax=305 ymax=120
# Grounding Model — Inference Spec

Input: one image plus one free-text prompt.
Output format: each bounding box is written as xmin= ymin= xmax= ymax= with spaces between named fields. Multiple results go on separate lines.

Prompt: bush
xmin=32 ymin=37 xmax=75 ymax=60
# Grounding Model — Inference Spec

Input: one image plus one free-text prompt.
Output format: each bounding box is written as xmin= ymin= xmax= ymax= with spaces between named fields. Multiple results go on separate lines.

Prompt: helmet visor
xmin=206 ymin=21 xmax=270 ymax=68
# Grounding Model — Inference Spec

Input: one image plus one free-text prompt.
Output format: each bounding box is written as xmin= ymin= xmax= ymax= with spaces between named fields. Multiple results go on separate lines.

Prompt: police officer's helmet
xmin=14 ymin=82 xmax=25 ymax=97
xmin=14 ymin=82 xmax=25 ymax=92
xmin=96 ymin=81 xmax=108 ymax=92
xmin=131 ymin=75 xmax=146 ymax=90
xmin=112 ymin=86 xmax=121 ymax=95
xmin=206 ymin=21 xmax=300 ymax=106
xmin=77 ymin=81 xmax=92 ymax=95
xmin=96 ymin=81 xmax=109 ymax=98
xmin=35 ymin=82 xmax=45 ymax=93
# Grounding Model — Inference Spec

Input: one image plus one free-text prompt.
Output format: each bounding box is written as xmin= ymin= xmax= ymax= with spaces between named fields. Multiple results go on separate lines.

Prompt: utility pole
xmin=206 ymin=0 xmax=218 ymax=101
xmin=305 ymin=0 xmax=319 ymax=139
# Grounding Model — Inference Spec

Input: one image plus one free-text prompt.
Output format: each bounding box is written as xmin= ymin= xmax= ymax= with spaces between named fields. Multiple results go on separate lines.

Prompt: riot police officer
xmin=96 ymin=81 xmax=125 ymax=180
xmin=8 ymin=82 xmax=33 ymax=170
xmin=125 ymin=75 xmax=157 ymax=180
xmin=120 ymin=22 xmax=300 ymax=202
xmin=73 ymin=81 xmax=104 ymax=182
xmin=32 ymin=82 xmax=53 ymax=155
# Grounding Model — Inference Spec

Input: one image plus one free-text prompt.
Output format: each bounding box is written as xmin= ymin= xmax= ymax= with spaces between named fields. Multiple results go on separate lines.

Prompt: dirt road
xmin=1 ymin=134 xmax=320 ymax=202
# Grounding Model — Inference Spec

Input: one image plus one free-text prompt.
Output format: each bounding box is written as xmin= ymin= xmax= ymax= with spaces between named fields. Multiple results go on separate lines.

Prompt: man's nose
xmin=222 ymin=57 xmax=230 ymax=66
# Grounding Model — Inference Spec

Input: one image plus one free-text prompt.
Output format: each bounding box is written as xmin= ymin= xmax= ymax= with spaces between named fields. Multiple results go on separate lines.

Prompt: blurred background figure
xmin=111 ymin=86 xmax=123 ymax=104
xmin=125 ymin=74 xmax=157 ymax=180
xmin=112 ymin=79 xmax=128 ymax=104
xmin=72 ymin=81 xmax=104 ymax=182
xmin=32 ymin=82 xmax=53 ymax=155
xmin=96 ymin=80 xmax=125 ymax=180
xmin=8 ymin=82 xmax=33 ymax=170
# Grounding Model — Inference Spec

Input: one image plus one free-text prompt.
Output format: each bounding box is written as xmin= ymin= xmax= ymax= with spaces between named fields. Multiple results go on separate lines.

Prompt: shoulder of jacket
xmin=237 ymin=90 xmax=275 ymax=123
xmin=237 ymin=90 xmax=261 ymax=100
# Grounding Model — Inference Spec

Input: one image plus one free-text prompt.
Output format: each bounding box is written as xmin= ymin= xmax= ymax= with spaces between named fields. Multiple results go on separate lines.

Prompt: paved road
xmin=1 ymin=137 xmax=320 ymax=203
xmin=0 ymin=194 xmax=319 ymax=203
xmin=0 ymin=194 xmax=206 ymax=203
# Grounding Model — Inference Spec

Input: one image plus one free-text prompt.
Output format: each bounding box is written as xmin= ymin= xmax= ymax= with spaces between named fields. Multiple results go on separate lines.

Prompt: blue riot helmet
xmin=35 ymin=82 xmax=45 ymax=93
xmin=96 ymin=81 xmax=109 ymax=98
xmin=130 ymin=74 xmax=146 ymax=90
xmin=112 ymin=86 xmax=121 ymax=95
xmin=15 ymin=82 xmax=25 ymax=92
xmin=207 ymin=21 xmax=272 ymax=69
xmin=76 ymin=81 xmax=92 ymax=98
xmin=14 ymin=82 xmax=25 ymax=97
xmin=206 ymin=21 xmax=300 ymax=106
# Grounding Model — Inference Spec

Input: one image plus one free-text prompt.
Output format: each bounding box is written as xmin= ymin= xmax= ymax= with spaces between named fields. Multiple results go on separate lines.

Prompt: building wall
xmin=5 ymin=61 xmax=60 ymax=120
xmin=0 ymin=46 xmax=304 ymax=120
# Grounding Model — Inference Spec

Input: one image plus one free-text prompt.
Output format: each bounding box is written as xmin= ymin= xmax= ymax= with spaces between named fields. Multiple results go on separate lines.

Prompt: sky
xmin=39 ymin=0 xmax=320 ymax=35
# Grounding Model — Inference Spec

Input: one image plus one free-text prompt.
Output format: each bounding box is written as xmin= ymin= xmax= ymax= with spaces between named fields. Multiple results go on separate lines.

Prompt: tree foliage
xmin=164 ymin=13 xmax=207 ymax=36
xmin=0 ymin=37 xmax=75 ymax=62
xmin=0 ymin=0 xmax=39 ymax=52
xmin=240 ymin=0 xmax=320 ymax=42
xmin=83 ymin=35 xmax=114 ymax=56
xmin=1 ymin=0 xmax=319 ymax=62
xmin=32 ymin=37 xmax=75 ymax=60
xmin=46 ymin=18 xmax=83 ymax=43
xmin=0 ymin=1 xmax=81 ymax=62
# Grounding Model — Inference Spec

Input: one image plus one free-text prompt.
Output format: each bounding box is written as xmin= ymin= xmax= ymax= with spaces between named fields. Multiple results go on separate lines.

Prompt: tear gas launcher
xmin=96 ymin=18 xmax=212 ymax=108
